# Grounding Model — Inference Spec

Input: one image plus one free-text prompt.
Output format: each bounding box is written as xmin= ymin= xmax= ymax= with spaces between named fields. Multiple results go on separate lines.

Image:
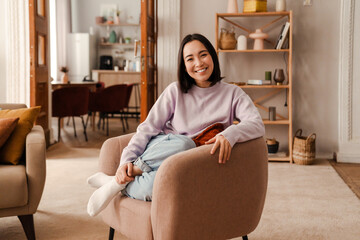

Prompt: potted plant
xmin=60 ymin=66 xmax=69 ymax=84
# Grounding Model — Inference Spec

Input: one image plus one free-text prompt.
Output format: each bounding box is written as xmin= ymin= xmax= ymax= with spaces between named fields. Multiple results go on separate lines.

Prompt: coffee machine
xmin=99 ymin=55 xmax=113 ymax=70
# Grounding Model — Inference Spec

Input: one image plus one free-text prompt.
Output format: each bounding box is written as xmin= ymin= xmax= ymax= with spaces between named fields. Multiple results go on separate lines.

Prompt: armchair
xmin=0 ymin=104 xmax=46 ymax=240
xmin=97 ymin=133 xmax=268 ymax=240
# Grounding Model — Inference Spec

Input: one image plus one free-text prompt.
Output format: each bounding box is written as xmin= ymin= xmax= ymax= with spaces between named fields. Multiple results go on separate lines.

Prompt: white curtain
xmin=56 ymin=0 xmax=71 ymax=80
xmin=5 ymin=0 xmax=30 ymax=105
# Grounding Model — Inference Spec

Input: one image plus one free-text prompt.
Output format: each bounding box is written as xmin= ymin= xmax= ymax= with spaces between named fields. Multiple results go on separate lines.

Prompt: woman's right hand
xmin=115 ymin=163 xmax=135 ymax=184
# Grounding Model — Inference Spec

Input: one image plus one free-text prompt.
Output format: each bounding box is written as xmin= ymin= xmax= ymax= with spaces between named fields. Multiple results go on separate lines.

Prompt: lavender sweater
xmin=119 ymin=81 xmax=265 ymax=166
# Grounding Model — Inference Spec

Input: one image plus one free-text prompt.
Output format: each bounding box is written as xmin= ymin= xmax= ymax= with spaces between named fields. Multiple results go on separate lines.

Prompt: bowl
xmin=267 ymin=141 xmax=279 ymax=154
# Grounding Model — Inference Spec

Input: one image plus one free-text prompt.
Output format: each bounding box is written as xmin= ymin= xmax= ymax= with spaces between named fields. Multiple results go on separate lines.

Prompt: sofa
xmin=0 ymin=103 xmax=46 ymax=240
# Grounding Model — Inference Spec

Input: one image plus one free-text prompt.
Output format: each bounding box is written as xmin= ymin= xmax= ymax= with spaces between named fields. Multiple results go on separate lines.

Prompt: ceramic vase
xmin=61 ymin=73 xmax=69 ymax=84
xmin=237 ymin=35 xmax=247 ymax=50
xmin=276 ymin=0 xmax=286 ymax=12
xmin=227 ymin=0 xmax=238 ymax=13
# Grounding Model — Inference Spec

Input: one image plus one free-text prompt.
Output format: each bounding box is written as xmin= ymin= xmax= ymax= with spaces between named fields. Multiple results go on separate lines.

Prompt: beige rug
xmin=1 ymin=144 xmax=359 ymax=239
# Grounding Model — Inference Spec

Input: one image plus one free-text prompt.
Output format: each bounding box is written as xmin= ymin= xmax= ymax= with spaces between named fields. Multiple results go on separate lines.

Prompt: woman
xmin=87 ymin=33 xmax=265 ymax=217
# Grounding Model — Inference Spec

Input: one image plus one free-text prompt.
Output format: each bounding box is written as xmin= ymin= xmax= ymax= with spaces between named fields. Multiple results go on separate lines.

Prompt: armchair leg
xmin=18 ymin=214 xmax=36 ymax=240
xmin=242 ymin=235 xmax=248 ymax=240
xmin=109 ymin=227 xmax=115 ymax=240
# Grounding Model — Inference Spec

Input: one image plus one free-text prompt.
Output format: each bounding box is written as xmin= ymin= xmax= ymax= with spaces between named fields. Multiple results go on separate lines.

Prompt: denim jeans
xmin=122 ymin=133 xmax=196 ymax=201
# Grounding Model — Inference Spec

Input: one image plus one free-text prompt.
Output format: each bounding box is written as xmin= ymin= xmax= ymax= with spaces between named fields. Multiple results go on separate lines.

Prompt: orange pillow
xmin=0 ymin=107 xmax=41 ymax=165
xmin=0 ymin=118 xmax=19 ymax=148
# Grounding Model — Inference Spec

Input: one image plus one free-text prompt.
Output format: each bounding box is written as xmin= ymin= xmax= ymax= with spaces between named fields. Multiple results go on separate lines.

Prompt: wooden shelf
xmin=217 ymin=12 xmax=291 ymax=18
xmin=99 ymin=43 xmax=134 ymax=47
xmin=239 ymin=84 xmax=289 ymax=89
xmin=217 ymin=11 xmax=293 ymax=163
xmin=263 ymin=119 xmax=289 ymax=125
xmin=97 ymin=23 xmax=140 ymax=27
xmin=217 ymin=49 xmax=289 ymax=53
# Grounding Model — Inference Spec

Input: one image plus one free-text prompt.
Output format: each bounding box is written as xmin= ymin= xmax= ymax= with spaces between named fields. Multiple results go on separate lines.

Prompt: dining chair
xmin=52 ymin=86 xmax=89 ymax=141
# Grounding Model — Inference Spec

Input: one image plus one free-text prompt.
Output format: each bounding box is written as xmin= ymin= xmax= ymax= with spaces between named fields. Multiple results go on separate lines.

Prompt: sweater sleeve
xmin=118 ymin=84 xmax=176 ymax=167
xmin=220 ymin=91 xmax=265 ymax=147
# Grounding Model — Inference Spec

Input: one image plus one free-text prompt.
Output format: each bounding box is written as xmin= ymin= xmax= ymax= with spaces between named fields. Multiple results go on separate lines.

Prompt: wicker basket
xmin=292 ymin=129 xmax=316 ymax=165
xmin=243 ymin=0 xmax=267 ymax=13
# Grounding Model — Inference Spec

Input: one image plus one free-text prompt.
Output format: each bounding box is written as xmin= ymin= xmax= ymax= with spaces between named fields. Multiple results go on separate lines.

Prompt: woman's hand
xmin=115 ymin=162 xmax=135 ymax=184
xmin=205 ymin=135 xmax=232 ymax=164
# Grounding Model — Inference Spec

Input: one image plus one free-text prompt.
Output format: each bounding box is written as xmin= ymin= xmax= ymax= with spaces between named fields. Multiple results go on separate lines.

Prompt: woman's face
xmin=183 ymin=40 xmax=214 ymax=88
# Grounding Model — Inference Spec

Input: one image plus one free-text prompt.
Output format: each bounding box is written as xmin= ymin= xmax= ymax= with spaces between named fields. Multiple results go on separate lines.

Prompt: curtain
xmin=56 ymin=0 xmax=71 ymax=80
xmin=5 ymin=0 xmax=30 ymax=105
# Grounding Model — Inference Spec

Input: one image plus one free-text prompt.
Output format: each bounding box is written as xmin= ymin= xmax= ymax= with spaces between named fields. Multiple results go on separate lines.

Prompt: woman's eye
xmin=186 ymin=58 xmax=193 ymax=62
xmin=201 ymin=54 xmax=207 ymax=57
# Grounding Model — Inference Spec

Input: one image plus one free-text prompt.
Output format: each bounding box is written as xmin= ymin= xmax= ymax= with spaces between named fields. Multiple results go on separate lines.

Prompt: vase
xmin=114 ymin=16 xmax=120 ymax=24
xmin=227 ymin=0 xmax=238 ymax=13
xmin=61 ymin=73 xmax=69 ymax=84
xmin=237 ymin=35 xmax=247 ymax=50
xmin=273 ymin=69 xmax=285 ymax=85
xmin=276 ymin=0 xmax=286 ymax=12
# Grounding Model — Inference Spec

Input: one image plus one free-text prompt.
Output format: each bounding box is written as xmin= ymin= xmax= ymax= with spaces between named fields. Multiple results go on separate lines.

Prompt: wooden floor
xmin=329 ymin=159 xmax=360 ymax=200
xmin=50 ymin=115 xmax=360 ymax=200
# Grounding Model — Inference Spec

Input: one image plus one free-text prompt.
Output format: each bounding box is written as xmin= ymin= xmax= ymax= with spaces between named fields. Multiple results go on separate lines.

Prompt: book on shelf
xmin=247 ymin=79 xmax=271 ymax=85
xmin=274 ymin=22 xmax=290 ymax=50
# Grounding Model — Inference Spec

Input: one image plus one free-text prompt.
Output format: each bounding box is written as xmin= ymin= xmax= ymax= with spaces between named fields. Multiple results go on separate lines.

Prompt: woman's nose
xmin=194 ymin=57 xmax=203 ymax=67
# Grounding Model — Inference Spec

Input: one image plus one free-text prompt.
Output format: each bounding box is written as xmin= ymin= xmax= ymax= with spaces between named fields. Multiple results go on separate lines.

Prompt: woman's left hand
xmin=205 ymin=135 xmax=232 ymax=164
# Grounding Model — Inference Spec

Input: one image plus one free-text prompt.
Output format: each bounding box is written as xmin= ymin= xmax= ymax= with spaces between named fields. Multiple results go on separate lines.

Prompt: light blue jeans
xmin=122 ymin=133 xmax=196 ymax=201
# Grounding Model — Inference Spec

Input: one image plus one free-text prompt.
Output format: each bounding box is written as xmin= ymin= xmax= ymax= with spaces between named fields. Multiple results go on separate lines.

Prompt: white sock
xmin=87 ymin=178 xmax=127 ymax=217
xmin=87 ymin=172 xmax=113 ymax=188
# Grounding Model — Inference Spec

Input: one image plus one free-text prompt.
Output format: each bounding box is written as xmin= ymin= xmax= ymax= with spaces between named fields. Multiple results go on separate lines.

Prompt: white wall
xmin=181 ymin=0 xmax=340 ymax=157
xmin=0 ymin=0 xmax=7 ymax=103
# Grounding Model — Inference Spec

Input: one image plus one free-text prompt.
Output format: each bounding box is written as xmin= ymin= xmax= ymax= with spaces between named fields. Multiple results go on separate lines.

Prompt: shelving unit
xmin=216 ymin=11 xmax=293 ymax=162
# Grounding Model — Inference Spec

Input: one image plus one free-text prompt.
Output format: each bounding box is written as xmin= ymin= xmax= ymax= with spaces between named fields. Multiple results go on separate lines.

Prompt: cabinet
xmin=215 ymin=11 xmax=293 ymax=162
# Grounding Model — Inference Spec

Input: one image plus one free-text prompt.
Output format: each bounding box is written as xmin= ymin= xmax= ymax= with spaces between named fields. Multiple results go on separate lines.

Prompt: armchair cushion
xmin=0 ymin=118 xmax=19 ymax=148
xmin=0 ymin=107 xmax=41 ymax=165
xmin=0 ymin=165 xmax=28 ymax=208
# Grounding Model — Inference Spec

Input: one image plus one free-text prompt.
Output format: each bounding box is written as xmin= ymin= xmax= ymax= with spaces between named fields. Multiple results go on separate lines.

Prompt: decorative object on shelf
xmin=275 ymin=0 xmax=286 ymax=12
xmin=106 ymin=16 xmax=114 ymax=24
xmin=109 ymin=30 xmax=117 ymax=43
xmin=96 ymin=16 xmax=104 ymax=24
xmin=265 ymin=71 xmax=272 ymax=82
xmin=227 ymin=0 xmax=239 ymax=13
xmin=125 ymin=37 xmax=132 ymax=44
xmin=115 ymin=10 xmax=121 ymax=24
xmin=219 ymin=28 xmax=237 ymax=50
xmin=243 ymin=0 xmax=267 ymax=13
xmin=269 ymin=106 xmax=276 ymax=121
xmin=100 ymin=56 xmax=113 ymax=70
xmin=293 ymin=129 xmax=316 ymax=165
xmin=60 ymin=66 xmax=69 ymax=84
xmin=237 ymin=35 xmax=247 ymax=50
xmin=273 ymin=68 xmax=285 ymax=85
xmin=249 ymin=29 xmax=268 ymax=50
xmin=266 ymin=138 xmax=279 ymax=153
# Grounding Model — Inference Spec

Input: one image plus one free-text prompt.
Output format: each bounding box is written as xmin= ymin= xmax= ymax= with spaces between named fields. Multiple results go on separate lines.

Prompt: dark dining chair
xmin=87 ymin=84 xmax=128 ymax=136
xmin=52 ymin=86 xmax=89 ymax=142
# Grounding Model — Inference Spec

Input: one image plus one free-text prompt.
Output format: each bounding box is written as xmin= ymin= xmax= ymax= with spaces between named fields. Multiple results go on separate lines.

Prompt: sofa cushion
xmin=0 ymin=165 xmax=28 ymax=209
xmin=0 ymin=118 xmax=19 ymax=148
xmin=0 ymin=107 xmax=41 ymax=165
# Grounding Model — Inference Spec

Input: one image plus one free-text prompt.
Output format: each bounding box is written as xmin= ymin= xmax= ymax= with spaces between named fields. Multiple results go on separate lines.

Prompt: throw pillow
xmin=0 ymin=106 xmax=41 ymax=165
xmin=0 ymin=118 xmax=19 ymax=148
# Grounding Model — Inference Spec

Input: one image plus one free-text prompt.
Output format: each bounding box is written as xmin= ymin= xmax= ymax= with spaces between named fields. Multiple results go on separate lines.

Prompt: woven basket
xmin=292 ymin=129 xmax=316 ymax=165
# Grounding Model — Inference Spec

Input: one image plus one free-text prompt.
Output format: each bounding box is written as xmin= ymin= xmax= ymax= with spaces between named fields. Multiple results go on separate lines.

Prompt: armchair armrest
xmin=25 ymin=125 xmax=46 ymax=214
xmin=98 ymin=133 xmax=134 ymax=175
xmin=151 ymin=137 xmax=268 ymax=240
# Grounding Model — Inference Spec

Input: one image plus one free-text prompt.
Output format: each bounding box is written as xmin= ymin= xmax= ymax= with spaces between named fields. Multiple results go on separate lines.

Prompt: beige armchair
xmin=98 ymin=133 xmax=268 ymax=240
xmin=0 ymin=104 xmax=46 ymax=240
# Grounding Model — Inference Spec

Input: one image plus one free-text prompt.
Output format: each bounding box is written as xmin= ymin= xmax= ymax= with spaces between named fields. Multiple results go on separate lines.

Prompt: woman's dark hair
xmin=177 ymin=33 xmax=222 ymax=93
